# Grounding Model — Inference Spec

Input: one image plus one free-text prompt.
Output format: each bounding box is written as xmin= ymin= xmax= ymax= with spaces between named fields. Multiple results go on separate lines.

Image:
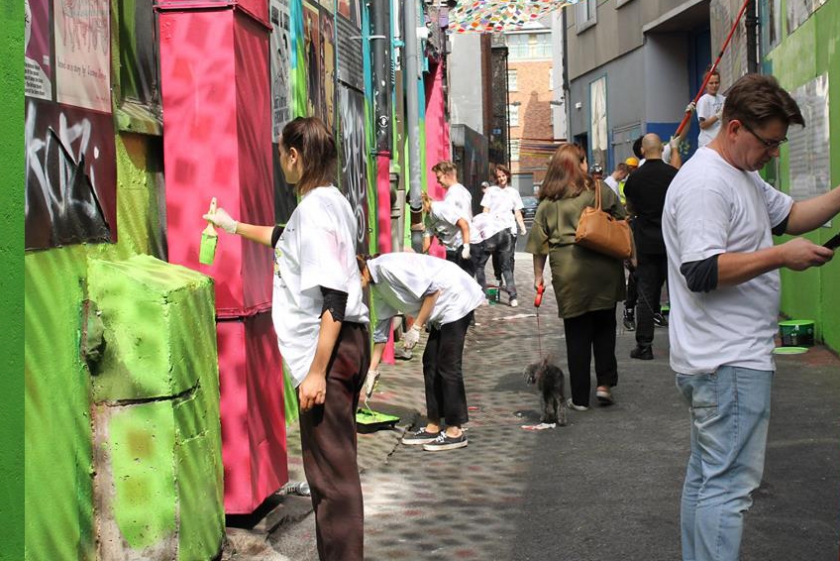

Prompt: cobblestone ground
xmin=252 ymin=253 xmax=840 ymax=561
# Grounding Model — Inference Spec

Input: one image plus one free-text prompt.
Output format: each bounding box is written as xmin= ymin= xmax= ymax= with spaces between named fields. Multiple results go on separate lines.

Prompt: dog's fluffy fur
xmin=524 ymin=356 xmax=567 ymax=426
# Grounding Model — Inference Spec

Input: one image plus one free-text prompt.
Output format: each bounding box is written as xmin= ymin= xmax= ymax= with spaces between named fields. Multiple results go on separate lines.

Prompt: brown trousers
xmin=298 ymin=322 xmax=370 ymax=561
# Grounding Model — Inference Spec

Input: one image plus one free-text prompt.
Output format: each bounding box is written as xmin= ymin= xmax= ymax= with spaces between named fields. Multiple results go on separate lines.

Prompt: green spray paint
xmin=1 ymin=0 xmax=25 ymax=558
xmin=766 ymin=0 xmax=840 ymax=352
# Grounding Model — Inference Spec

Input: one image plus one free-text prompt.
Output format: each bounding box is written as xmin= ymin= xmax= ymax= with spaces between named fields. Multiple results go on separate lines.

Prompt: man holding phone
xmin=663 ymin=73 xmax=839 ymax=561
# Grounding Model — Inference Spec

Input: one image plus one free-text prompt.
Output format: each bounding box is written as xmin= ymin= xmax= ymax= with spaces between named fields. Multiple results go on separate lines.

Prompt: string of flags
xmin=447 ymin=0 xmax=582 ymax=34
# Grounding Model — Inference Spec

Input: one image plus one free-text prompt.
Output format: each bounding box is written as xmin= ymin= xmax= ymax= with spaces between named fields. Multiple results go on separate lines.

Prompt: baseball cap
xmin=625 ymin=157 xmax=639 ymax=167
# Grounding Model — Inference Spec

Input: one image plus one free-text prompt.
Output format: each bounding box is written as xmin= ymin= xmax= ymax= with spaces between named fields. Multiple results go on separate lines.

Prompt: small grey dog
xmin=524 ymin=356 xmax=567 ymax=426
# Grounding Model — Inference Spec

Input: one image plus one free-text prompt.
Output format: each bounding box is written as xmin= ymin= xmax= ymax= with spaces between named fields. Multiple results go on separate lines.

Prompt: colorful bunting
xmin=447 ymin=0 xmax=581 ymax=34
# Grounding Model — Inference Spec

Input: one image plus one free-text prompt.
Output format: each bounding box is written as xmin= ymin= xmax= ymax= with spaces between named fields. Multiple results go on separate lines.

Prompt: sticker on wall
xmin=53 ymin=0 xmax=111 ymax=112
xmin=270 ymin=0 xmax=293 ymax=140
xmin=447 ymin=0 xmax=580 ymax=33
xmin=25 ymin=98 xmax=117 ymax=250
xmin=25 ymin=0 xmax=53 ymax=100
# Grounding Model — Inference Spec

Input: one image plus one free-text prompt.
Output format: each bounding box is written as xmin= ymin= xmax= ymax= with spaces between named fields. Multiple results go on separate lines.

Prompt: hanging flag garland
xmin=447 ymin=0 xmax=581 ymax=34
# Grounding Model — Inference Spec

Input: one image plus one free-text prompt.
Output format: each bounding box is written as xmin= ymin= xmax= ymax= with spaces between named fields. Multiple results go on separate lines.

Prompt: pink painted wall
xmin=159 ymin=6 xmax=287 ymax=514
xmin=375 ymin=154 xmax=395 ymax=364
xmin=159 ymin=8 xmax=274 ymax=318
xmin=425 ymin=61 xmax=450 ymax=259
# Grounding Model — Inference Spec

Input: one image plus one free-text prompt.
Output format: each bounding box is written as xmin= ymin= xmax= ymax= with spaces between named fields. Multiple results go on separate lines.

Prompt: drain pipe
xmin=404 ymin=0 xmax=424 ymax=252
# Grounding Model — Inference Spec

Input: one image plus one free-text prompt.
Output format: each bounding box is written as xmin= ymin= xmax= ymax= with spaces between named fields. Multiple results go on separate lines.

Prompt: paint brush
xmin=199 ymin=197 xmax=218 ymax=265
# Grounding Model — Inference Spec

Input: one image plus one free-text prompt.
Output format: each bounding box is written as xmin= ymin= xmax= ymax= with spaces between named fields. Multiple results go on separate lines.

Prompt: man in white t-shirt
xmin=432 ymin=160 xmax=473 ymax=220
xmin=422 ymin=194 xmax=473 ymax=276
xmin=603 ymin=162 xmax=628 ymax=197
xmin=663 ymin=73 xmax=839 ymax=561
xmin=696 ymin=69 xmax=726 ymax=148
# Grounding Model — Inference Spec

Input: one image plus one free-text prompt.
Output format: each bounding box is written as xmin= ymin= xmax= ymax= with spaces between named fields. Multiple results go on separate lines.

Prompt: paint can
xmin=487 ymin=286 xmax=500 ymax=304
xmin=779 ymin=320 xmax=815 ymax=347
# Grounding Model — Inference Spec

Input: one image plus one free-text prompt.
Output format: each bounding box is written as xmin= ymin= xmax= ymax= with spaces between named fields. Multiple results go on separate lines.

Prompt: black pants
xmin=474 ymin=231 xmax=517 ymax=299
xmin=422 ymin=312 xmax=472 ymax=427
xmin=563 ymin=307 xmax=618 ymax=407
xmin=299 ymin=322 xmax=370 ymax=561
xmin=445 ymin=247 xmax=475 ymax=277
xmin=634 ymin=253 xmax=668 ymax=347
xmin=625 ymin=266 xmax=637 ymax=310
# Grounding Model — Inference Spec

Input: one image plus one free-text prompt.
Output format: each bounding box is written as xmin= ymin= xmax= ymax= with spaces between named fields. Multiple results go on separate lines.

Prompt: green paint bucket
xmin=487 ymin=287 xmax=499 ymax=304
xmin=661 ymin=304 xmax=670 ymax=317
xmin=779 ymin=320 xmax=815 ymax=348
xmin=773 ymin=346 xmax=809 ymax=355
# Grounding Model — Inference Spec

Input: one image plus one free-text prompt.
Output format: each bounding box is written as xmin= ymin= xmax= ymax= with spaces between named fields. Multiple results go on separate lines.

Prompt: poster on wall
xmin=25 ymin=0 xmax=53 ymax=100
xmin=25 ymin=98 xmax=117 ymax=249
xmin=321 ymin=10 xmax=336 ymax=131
xmin=303 ymin=1 xmax=322 ymax=119
xmin=788 ymin=74 xmax=830 ymax=209
xmin=53 ymin=0 xmax=111 ymax=112
xmin=338 ymin=86 xmax=369 ymax=255
xmin=270 ymin=0 xmax=293 ymax=140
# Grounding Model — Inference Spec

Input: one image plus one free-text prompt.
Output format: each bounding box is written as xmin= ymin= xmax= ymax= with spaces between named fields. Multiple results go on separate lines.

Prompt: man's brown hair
xmin=431 ymin=160 xmax=457 ymax=175
xmin=722 ymin=74 xmax=805 ymax=129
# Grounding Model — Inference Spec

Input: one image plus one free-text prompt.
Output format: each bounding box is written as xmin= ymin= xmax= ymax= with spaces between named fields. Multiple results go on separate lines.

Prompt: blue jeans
xmin=676 ymin=366 xmax=774 ymax=561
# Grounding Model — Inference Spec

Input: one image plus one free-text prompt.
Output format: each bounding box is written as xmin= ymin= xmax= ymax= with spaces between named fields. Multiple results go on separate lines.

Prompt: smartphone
xmin=825 ymin=232 xmax=840 ymax=250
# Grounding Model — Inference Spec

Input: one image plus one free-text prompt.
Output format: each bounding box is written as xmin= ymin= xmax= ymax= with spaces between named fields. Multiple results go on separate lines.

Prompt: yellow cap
xmin=625 ymin=157 xmax=639 ymax=167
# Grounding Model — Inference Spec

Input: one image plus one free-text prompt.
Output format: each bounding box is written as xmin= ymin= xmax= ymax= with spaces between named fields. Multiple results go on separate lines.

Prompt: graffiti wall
xmin=338 ymin=86 xmax=370 ymax=254
xmin=25 ymin=0 xmax=117 ymax=250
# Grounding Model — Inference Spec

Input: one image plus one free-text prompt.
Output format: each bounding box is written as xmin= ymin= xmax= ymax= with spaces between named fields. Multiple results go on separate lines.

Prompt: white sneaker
xmin=567 ymin=398 xmax=589 ymax=411
xmin=510 ymin=298 xmax=519 ymax=308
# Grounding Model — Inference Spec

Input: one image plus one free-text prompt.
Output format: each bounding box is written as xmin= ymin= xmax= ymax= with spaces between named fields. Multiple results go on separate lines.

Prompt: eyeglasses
xmin=740 ymin=121 xmax=787 ymax=149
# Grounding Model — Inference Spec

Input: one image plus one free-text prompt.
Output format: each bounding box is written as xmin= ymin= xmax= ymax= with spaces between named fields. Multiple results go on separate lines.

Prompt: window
xmin=508 ymin=69 xmax=518 ymax=91
xmin=616 ymin=0 xmax=634 ymax=7
xmin=548 ymin=68 xmax=554 ymax=90
xmin=510 ymin=139 xmax=521 ymax=162
xmin=575 ymin=0 xmax=597 ymax=33
xmin=508 ymin=104 xmax=520 ymax=127
xmin=506 ymin=32 xmax=552 ymax=62
xmin=589 ymin=76 xmax=608 ymax=169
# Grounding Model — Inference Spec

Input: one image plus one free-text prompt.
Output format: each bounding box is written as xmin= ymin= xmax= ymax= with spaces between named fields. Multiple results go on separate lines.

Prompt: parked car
xmin=522 ymin=196 xmax=539 ymax=220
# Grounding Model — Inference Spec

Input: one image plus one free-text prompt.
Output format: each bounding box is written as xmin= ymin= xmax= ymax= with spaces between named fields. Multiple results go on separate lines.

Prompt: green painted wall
xmin=24 ymin=133 xmax=182 ymax=560
xmin=1 ymin=0 xmax=25 ymax=558
xmin=767 ymin=0 xmax=840 ymax=351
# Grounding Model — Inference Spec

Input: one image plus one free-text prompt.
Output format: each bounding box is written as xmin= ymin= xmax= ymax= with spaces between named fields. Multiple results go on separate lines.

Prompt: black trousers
xmin=634 ymin=253 xmax=668 ymax=347
xmin=299 ymin=322 xmax=370 ymax=561
xmin=625 ymin=266 xmax=637 ymax=309
xmin=445 ymin=247 xmax=475 ymax=277
xmin=563 ymin=307 xmax=618 ymax=407
xmin=422 ymin=312 xmax=472 ymax=426
xmin=474 ymin=231 xmax=517 ymax=299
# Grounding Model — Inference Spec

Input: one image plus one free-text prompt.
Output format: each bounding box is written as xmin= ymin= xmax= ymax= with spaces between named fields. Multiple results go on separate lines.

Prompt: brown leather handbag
xmin=574 ymin=181 xmax=633 ymax=259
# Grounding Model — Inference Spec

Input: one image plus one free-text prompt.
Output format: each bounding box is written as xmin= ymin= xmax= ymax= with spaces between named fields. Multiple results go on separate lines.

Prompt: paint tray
xmin=356 ymin=406 xmax=400 ymax=433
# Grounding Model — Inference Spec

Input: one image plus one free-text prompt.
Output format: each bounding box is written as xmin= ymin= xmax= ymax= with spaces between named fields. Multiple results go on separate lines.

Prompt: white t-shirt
xmin=368 ymin=253 xmax=485 ymax=342
xmin=272 ymin=186 xmax=370 ymax=386
xmin=697 ymin=93 xmax=726 ymax=148
xmin=481 ymin=186 xmax=524 ymax=233
xmin=662 ymin=147 xmax=793 ymax=375
xmin=471 ymin=212 xmax=507 ymax=244
xmin=424 ymin=201 xmax=469 ymax=249
xmin=603 ymin=175 xmax=620 ymax=196
xmin=444 ymin=183 xmax=473 ymax=219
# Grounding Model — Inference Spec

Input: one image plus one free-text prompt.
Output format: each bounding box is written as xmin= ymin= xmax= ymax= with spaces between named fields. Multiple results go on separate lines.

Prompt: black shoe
xmin=401 ymin=428 xmax=440 ymax=445
xmin=423 ymin=432 xmax=468 ymax=451
xmin=653 ymin=312 xmax=668 ymax=328
xmin=623 ymin=308 xmax=636 ymax=331
xmin=630 ymin=345 xmax=653 ymax=360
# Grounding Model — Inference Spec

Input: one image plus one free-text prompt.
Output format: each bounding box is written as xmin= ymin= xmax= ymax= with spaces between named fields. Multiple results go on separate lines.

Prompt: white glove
xmin=685 ymin=101 xmax=696 ymax=114
xmin=363 ymin=369 xmax=380 ymax=399
xmin=403 ymin=324 xmax=422 ymax=350
xmin=461 ymin=243 xmax=471 ymax=260
xmin=669 ymin=135 xmax=680 ymax=151
xmin=203 ymin=207 xmax=238 ymax=234
xmin=715 ymin=108 xmax=723 ymax=121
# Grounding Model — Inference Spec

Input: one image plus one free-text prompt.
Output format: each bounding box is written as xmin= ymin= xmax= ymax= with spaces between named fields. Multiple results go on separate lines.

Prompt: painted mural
xmin=321 ymin=11 xmax=336 ymax=130
xmin=303 ymin=2 xmax=322 ymax=119
xmin=338 ymin=86 xmax=370 ymax=254
xmin=270 ymin=0 xmax=293 ymax=140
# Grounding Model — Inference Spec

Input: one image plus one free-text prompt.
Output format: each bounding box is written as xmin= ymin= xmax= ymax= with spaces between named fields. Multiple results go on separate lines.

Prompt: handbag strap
xmin=593 ymin=179 xmax=603 ymax=211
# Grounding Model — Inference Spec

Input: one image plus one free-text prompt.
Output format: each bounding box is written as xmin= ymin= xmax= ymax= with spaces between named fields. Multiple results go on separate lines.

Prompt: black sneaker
xmin=623 ymin=308 xmax=636 ymax=331
xmin=401 ymin=428 xmax=440 ymax=445
xmin=422 ymin=432 xmax=468 ymax=451
xmin=653 ymin=313 xmax=668 ymax=328
xmin=630 ymin=345 xmax=653 ymax=360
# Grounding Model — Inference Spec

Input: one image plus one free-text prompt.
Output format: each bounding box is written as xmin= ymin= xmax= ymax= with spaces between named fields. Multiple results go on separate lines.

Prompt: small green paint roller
xmin=199 ymin=197 xmax=218 ymax=265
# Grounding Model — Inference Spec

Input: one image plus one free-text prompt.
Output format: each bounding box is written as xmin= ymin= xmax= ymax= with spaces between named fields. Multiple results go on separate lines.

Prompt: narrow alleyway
xmin=230 ymin=253 xmax=840 ymax=561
